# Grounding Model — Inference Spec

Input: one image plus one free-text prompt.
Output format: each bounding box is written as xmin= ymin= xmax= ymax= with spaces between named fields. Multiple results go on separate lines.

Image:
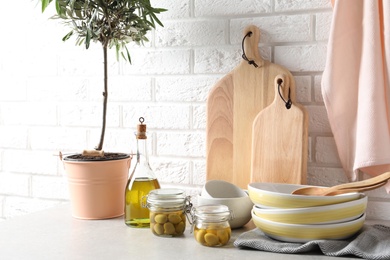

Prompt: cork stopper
xmin=136 ymin=117 xmax=147 ymax=139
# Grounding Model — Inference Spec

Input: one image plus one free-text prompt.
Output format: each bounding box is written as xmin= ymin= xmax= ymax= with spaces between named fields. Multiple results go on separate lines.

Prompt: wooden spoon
xmin=324 ymin=180 xmax=388 ymax=196
xmin=292 ymin=171 xmax=390 ymax=196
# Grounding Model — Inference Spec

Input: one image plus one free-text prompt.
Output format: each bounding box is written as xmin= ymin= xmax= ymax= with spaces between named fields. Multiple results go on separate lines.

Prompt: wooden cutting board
xmin=251 ymin=74 xmax=308 ymax=184
xmin=206 ymin=25 xmax=296 ymax=189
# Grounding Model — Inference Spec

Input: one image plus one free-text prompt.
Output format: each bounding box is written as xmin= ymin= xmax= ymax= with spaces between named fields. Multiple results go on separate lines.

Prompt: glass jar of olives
xmin=145 ymin=189 xmax=192 ymax=237
xmin=192 ymin=205 xmax=232 ymax=247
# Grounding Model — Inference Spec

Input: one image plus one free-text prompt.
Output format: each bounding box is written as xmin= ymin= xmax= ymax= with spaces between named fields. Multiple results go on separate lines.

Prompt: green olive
xmin=204 ymin=233 xmax=219 ymax=246
xmin=175 ymin=221 xmax=185 ymax=234
xmin=195 ymin=229 xmax=207 ymax=244
xmin=153 ymin=223 xmax=164 ymax=235
xmin=154 ymin=214 xmax=168 ymax=224
xmin=168 ymin=213 xmax=182 ymax=224
xmin=217 ymin=229 xmax=230 ymax=245
xmin=206 ymin=228 xmax=217 ymax=236
xmin=150 ymin=213 xmax=157 ymax=222
xmin=164 ymin=222 xmax=175 ymax=235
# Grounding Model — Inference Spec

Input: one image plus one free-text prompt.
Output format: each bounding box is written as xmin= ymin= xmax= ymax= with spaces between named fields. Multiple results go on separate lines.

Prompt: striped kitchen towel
xmin=234 ymin=225 xmax=390 ymax=260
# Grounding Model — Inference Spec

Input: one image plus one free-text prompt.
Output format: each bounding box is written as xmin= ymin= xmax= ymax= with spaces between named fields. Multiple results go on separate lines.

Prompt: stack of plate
xmin=248 ymin=183 xmax=367 ymax=243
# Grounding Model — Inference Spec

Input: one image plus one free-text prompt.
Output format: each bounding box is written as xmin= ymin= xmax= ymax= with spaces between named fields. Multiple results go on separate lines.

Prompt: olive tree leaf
xmin=40 ymin=0 xmax=167 ymax=151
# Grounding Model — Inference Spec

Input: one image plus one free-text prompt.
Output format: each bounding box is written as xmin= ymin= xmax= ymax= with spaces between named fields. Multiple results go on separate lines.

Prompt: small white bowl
xmin=253 ymin=194 xmax=367 ymax=224
xmin=248 ymin=183 xmax=361 ymax=208
xmin=252 ymin=210 xmax=366 ymax=243
xmin=197 ymin=195 xmax=253 ymax=229
xmin=202 ymin=180 xmax=247 ymax=198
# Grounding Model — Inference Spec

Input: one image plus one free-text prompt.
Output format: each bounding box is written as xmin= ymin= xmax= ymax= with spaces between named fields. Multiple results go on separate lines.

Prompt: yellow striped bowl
xmin=248 ymin=183 xmax=361 ymax=208
xmin=253 ymin=194 xmax=367 ymax=224
xmin=252 ymin=210 xmax=366 ymax=243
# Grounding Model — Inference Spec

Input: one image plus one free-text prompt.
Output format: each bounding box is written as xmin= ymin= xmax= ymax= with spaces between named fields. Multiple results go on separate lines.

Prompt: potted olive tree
xmin=40 ymin=0 xmax=166 ymax=219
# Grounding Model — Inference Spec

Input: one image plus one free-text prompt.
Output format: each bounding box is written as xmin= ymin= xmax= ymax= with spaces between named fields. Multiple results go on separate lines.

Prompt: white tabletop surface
xmin=0 ymin=204 xmax=388 ymax=260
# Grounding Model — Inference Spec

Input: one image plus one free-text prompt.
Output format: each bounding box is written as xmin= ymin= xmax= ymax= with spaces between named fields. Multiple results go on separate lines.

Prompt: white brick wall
xmin=0 ymin=0 xmax=388 ymax=221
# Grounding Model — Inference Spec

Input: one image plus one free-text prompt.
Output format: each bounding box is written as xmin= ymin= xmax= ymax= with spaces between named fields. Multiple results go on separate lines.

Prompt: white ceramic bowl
xmin=202 ymin=180 xmax=247 ymax=198
xmin=253 ymin=194 xmax=367 ymax=224
xmin=252 ymin=210 xmax=366 ymax=243
xmin=248 ymin=183 xmax=362 ymax=208
xmin=197 ymin=195 xmax=253 ymax=229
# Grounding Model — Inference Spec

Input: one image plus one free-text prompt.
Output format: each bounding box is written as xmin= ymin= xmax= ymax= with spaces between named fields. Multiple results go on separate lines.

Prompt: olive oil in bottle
xmin=125 ymin=117 xmax=160 ymax=228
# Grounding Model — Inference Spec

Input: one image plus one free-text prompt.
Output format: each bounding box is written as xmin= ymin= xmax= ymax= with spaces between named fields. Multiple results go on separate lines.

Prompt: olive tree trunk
xmin=95 ymin=45 xmax=108 ymax=151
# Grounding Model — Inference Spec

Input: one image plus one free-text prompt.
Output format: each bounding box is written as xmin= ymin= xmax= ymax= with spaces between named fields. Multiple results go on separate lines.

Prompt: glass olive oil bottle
xmin=125 ymin=117 xmax=160 ymax=228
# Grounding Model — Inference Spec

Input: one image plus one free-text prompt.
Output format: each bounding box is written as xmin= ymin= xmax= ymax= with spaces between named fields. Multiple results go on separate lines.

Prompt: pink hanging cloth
xmin=322 ymin=0 xmax=390 ymax=192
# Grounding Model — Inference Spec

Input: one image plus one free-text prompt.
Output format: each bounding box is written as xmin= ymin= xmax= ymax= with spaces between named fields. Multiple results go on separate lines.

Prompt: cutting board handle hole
xmin=241 ymin=31 xmax=259 ymax=68
xmin=277 ymin=78 xmax=292 ymax=109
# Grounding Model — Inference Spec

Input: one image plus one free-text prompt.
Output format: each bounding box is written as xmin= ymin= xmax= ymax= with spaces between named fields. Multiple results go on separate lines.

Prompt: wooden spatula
xmin=292 ymin=171 xmax=390 ymax=196
xmin=251 ymin=74 xmax=308 ymax=184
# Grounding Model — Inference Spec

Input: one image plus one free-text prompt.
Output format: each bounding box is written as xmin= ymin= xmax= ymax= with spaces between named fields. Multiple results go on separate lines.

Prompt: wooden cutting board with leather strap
xmin=206 ymin=25 xmax=297 ymax=189
xmin=251 ymin=74 xmax=308 ymax=184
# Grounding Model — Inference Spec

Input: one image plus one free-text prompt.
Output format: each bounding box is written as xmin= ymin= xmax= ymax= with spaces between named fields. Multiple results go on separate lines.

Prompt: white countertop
xmin=0 ymin=205 xmax=388 ymax=260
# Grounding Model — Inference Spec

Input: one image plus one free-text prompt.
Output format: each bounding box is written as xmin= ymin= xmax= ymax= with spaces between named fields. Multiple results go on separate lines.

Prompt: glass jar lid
xmin=146 ymin=188 xmax=187 ymax=208
xmin=192 ymin=205 xmax=232 ymax=222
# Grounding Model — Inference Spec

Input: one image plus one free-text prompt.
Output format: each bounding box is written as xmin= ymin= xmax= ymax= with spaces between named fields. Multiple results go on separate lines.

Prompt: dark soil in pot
xmin=64 ymin=152 xmax=130 ymax=162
